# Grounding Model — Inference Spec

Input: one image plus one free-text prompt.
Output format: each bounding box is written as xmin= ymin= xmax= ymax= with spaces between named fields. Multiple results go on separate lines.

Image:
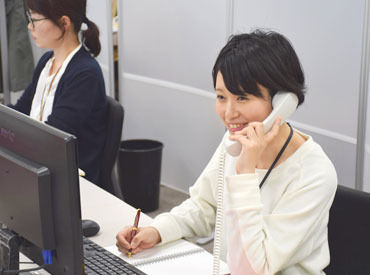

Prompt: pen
xmin=128 ymin=208 xmax=141 ymax=258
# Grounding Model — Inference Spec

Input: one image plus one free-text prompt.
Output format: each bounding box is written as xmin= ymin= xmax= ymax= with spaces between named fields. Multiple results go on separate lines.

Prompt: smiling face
xmin=215 ymin=72 xmax=273 ymax=134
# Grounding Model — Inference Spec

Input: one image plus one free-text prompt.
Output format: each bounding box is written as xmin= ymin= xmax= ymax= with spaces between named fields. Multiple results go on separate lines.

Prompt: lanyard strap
xmin=259 ymin=122 xmax=293 ymax=188
xmin=39 ymin=64 xmax=62 ymax=121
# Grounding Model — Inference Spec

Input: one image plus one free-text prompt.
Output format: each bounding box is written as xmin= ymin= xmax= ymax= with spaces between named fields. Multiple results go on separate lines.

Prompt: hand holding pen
xmin=128 ymin=208 xmax=141 ymax=258
xmin=116 ymin=211 xmax=162 ymax=256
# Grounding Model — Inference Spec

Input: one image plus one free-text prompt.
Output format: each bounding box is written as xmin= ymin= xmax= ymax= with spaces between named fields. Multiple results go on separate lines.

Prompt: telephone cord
xmin=212 ymin=150 xmax=225 ymax=275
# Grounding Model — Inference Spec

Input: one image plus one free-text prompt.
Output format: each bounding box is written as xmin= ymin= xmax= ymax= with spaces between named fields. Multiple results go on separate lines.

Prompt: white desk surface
xmin=79 ymin=176 xmax=153 ymax=247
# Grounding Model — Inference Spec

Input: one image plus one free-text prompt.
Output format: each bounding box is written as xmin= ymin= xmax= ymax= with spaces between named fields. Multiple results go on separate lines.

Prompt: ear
xmin=59 ymin=15 xmax=72 ymax=31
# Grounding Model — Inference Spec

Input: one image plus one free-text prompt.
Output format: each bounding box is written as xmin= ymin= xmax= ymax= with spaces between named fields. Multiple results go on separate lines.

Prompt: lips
xmin=227 ymin=123 xmax=247 ymax=132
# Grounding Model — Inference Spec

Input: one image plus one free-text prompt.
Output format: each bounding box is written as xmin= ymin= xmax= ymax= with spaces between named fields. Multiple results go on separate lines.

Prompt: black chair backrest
xmin=98 ymin=96 xmax=124 ymax=195
xmin=324 ymin=185 xmax=370 ymax=275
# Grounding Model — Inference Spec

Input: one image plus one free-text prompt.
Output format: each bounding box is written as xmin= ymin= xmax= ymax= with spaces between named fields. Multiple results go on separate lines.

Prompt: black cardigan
xmin=10 ymin=46 xmax=108 ymax=185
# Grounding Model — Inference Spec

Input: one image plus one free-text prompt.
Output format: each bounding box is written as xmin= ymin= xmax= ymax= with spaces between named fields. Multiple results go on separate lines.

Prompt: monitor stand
xmin=0 ymin=227 xmax=20 ymax=274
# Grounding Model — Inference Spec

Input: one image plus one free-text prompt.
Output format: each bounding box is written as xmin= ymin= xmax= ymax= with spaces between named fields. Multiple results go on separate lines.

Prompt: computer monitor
xmin=0 ymin=104 xmax=83 ymax=274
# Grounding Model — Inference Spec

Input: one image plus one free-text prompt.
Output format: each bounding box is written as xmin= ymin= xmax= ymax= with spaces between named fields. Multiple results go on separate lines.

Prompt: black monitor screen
xmin=0 ymin=104 xmax=83 ymax=274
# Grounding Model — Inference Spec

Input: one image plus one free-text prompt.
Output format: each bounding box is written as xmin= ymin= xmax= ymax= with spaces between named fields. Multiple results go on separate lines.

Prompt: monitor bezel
xmin=0 ymin=104 xmax=83 ymax=274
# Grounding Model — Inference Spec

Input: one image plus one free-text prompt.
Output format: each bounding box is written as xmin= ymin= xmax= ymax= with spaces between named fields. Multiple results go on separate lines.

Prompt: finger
xmin=233 ymin=124 xmax=250 ymax=136
xmin=229 ymin=133 xmax=245 ymax=141
xmin=116 ymin=241 xmax=129 ymax=253
xmin=249 ymin=122 xmax=264 ymax=137
xmin=130 ymin=233 xmax=142 ymax=249
xmin=234 ymin=122 xmax=263 ymax=137
xmin=230 ymin=126 xmax=256 ymax=144
xmin=247 ymin=121 xmax=262 ymax=129
xmin=245 ymin=125 xmax=258 ymax=140
xmin=116 ymin=226 xmax=132 ymax=240
xmin=116 ymin=230 xmax=132 ymax=249
xmin=231 ymin=124 xmax=257 ymax=141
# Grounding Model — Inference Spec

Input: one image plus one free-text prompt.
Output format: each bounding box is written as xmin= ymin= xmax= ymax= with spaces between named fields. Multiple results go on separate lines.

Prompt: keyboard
xmin=83 ymin=237 xmax=146 ymax=275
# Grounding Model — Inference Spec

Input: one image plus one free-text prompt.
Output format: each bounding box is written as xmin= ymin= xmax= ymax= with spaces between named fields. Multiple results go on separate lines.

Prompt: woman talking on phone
xmin=116 ymin=30 xmax=337 ymax=274
xmin=9 ymin=0 xmax=107 ymax=185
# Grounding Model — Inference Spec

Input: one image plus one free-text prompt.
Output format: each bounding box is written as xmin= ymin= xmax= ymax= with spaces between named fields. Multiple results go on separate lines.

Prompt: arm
xmin=8 ymin=52 xmax=52 ymax=114
xmin=8 ymin=82 xmax=36 ymax=114
xmin=116 ymin=138 xmax=226 ymax=254
xmin=225 ymin=159 xmax=337 ymax=274
xmin=150 ymin=140 xmax=224 ymax=244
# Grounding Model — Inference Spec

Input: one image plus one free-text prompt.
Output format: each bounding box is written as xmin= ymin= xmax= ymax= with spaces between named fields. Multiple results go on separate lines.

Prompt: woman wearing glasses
xmin=9 ymin=0 xmax=107 ymax=186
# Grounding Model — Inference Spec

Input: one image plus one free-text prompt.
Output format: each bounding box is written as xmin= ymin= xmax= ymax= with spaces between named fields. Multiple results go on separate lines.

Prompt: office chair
xmin=324 ymin=185 xmax=370 ymax=275
xmin=98 ymin=96 xmax=124 ymax=197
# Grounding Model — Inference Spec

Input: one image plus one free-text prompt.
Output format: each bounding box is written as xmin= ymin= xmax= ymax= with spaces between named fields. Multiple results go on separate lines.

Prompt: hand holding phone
xmin=224 ymin=92 xmax=298 ymax=157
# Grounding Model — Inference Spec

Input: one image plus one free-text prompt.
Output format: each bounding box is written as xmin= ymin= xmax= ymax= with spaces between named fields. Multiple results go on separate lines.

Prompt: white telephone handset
xmin=223 ymin=92 xmax=299 ymax=157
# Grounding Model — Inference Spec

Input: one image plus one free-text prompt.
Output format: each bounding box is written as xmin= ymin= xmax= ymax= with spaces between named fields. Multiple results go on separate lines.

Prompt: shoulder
xmin=67 ymin=46 xmax=103 ymax=75
xmin=58 ymin=47 xmax=105 ymax=92
xmin=292 ymin=134 xmax=337 ymax=192
xmin=300 ymin=137 xmax=336 ymax=173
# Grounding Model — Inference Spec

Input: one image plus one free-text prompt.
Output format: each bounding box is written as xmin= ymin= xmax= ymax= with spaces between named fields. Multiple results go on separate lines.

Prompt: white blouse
xmin=30 ymin=44 xmax=82 ymax=122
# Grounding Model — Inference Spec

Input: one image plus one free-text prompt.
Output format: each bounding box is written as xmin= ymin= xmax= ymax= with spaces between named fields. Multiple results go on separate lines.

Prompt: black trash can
xmin=117 ymin=139 xmax=163 ymax=212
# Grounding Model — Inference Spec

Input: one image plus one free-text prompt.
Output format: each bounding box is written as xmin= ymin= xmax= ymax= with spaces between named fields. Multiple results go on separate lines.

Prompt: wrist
xmin=236 ymin=161 xmax=256 ymax=174
xmin=148 ymin=226 xmax=161 ymax=244
xmin=236 ymin=167 xmax=255 ymax=174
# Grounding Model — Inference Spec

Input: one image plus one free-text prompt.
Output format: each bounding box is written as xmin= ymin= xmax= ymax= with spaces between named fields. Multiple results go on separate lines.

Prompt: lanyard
xmin=259 ymin=122 xmax=293 ymax=188
xmin=39 ymin=64 xmax=62 ymax=121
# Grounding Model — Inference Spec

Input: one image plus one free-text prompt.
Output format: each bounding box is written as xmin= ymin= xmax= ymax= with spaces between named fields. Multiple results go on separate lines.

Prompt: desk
xmin=19 ymin=178 xmax=227 ymax=274
xmin=20 ymin=178 xmax=224 ymax=274
xmin=79 ymin=177 xmax=153 ymax=247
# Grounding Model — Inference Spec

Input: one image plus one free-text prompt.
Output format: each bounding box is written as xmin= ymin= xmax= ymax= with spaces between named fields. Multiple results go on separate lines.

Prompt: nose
xmin=225 ymin=101 xmax=239 ymax=121
xmin=27 ymin=22 xmax=33 ymax=31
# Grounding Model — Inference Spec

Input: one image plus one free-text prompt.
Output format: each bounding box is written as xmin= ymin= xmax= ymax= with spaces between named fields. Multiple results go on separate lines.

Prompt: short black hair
xmin=212 ymin=29 xmax=305 ymax=105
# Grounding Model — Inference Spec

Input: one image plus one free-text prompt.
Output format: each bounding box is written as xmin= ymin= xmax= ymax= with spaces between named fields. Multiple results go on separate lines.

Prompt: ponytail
xmin=82 ymin=18 xmax=101 ymax=57
xmin=25 ymin=0 xmax=101 ymax=57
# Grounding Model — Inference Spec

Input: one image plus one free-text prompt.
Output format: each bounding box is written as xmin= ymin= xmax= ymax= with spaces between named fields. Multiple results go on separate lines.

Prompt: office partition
xmin=357 ymin=0 xmax=370 ymax=191
xmin=118 ymin=0 xmax=369 ymax=192
xmin=365 ymin=83 xmax=370 ymax=192
xmin=232 ymin=0 xmax=367 ymax=189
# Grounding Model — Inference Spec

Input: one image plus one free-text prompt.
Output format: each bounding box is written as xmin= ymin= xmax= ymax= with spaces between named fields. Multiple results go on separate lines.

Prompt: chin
xmin=34 ymin=41 xmax=47 ymax=49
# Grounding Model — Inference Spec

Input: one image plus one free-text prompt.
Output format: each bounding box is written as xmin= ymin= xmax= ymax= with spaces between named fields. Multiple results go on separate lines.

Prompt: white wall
xmin=119 ymin=0 xmax=228 ymax=191
xmin=119 ymin=0 xmax=368 ymax=192
xmin=121 ymin=74 xmax=224 ymax=191
xmin=86 ymin=0 xmax=114 ymax=97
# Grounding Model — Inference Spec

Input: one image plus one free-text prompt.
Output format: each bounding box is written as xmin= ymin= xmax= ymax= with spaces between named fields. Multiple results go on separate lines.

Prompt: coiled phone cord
xmin=212 ymin=149 xmax=225 ymax=275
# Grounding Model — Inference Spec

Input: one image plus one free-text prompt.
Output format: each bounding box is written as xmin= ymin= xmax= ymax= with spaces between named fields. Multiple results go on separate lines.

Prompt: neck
xmin=51 ymin=36 xmax=80 ymax=72
xmin=257 ymin=122 xmax=293 ymax=169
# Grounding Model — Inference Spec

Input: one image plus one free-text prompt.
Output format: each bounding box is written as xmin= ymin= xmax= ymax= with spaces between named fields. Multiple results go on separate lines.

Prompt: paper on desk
xmin=106 ymin=239 xmax=230 ymax=275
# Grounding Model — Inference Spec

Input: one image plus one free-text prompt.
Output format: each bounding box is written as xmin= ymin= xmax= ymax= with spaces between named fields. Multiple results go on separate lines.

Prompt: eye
xmin=237 ymin=95 xmax=248 ymax=101
xmin=216 ymin=94 xmax=225 ymax=100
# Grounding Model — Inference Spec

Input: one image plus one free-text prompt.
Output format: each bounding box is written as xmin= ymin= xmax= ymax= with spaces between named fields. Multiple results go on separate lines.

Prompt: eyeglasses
xmin=25 ymin=10 xmax=48 ymax=28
